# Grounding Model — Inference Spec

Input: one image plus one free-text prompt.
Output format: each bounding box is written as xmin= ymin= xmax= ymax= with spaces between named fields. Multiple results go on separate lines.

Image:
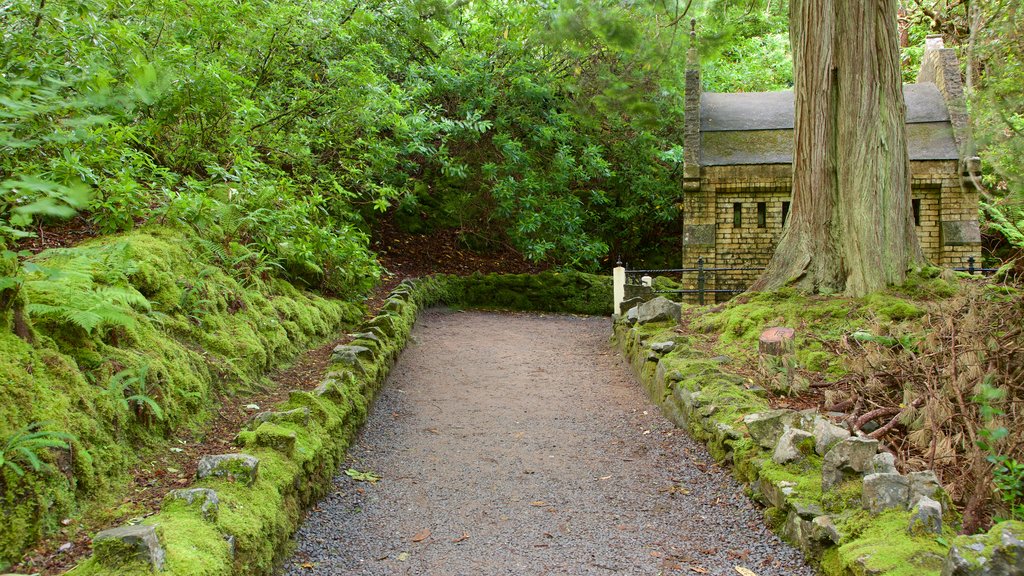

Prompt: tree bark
xmin=751 ymin=0 xmax=923 ymax=297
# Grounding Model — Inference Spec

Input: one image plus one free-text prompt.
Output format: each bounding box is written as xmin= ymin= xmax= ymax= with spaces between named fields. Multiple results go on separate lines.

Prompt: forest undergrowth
xmin=678 ymin=269 xmax=1024 ymax=535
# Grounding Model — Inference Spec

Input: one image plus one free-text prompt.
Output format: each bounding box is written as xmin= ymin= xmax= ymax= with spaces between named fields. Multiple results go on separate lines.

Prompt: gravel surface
xmin=282 ymin=309 xmax=813 ymax=576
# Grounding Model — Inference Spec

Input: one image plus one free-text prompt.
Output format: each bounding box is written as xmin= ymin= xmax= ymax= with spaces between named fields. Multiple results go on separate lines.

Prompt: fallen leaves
xmin=735 ymin=568 xmax=759 ymax=576
xmin=411 ymin=528 xmax=431 ymax=542
xmin=344 ymin=468 xmax=381 ymax=483
xmin=451 ymin=532 xmax=470 ymax=543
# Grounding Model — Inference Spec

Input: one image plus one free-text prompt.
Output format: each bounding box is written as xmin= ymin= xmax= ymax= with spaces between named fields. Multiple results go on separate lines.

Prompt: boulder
xmin=383 ymin=298 xmax=406 ymax=313
xmin=822 ymin=437 xmax=879 ymax=491
xmin=636 ymin=297 xmax=681 ymax=324
xmin=93 ymin=524 xmax=165 ymax=571
xmin=164 ymin=488 xmax=219 ymax=522
xmin=649 ymin=341 xmax=676 ymax=354
xmin=366 ymin=314 xmax=398 ymax=337
xmin=331 ymin=345 xmax=373 ymax=366
xmin=348 ymin=331 xmax=381 ymax=343
xmin=942 ymin=521 xmax=1024 ymax=576
xmin=197 ymin=454 xmax=259 ymax=486
xmin=247 ymin=407 xmax=310 ymax=429
xmin=773 ymin=427 xmax=815 ymax=465
xmin=908 ymin=496 xmax=943 ymax=535
xmin=744 ymin=409 xmax=796 ymax=449
xmin=625 ymin=306 xmax=639 ymax=325
xmin=811 ymin=515 xmax=842 ymax=546
xmin=862 ymin=473 xmax=910 ymax=514
xmin=813 ymin=416 xmax=851 ymax=456
xmin=867 ymin=452 xmax=898 ymax=475
xmin=908 ymin=471 xmax=945 ymax=504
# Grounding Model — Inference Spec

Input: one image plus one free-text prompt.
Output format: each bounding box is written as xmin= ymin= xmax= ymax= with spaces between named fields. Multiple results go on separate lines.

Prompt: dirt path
xmin=282 ymin=310 xmax=812 ymax=576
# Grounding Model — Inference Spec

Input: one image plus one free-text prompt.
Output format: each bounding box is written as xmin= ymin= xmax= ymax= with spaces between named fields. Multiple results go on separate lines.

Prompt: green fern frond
xmin=126 ymin=394 xmax=164 ymax=420
xmin=1 ymin=422 xmax=74 ymax=476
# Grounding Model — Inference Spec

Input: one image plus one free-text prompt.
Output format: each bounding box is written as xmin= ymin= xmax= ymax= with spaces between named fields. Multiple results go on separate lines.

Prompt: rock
xmin=247 ymin=407 xmax=310 ymax=429
xmin=710 ymin=355 xmax=733 ymax=364
xmin=812 ymin=515 xmax=842 ymax=545
xmin=649 ymin=341 xmax=676 ymax=354
xmin=759 ymin=327 xmax=796 ymax=356
xmin=822 ymin=437 xmax=879 ymax=491
xmin=744 ymin=409 xmax=797 ymax=449
xmin=908 ymin=496 xmax=943 ymax=535
xmin=197 ymin=454 xmax=259 ymax=486
xmin=313 ymin=378 xmax=350 ymax=404
xmin=331 ymin=345 xmax=373 ymax=366
xmin=366 ymin=314 xmax=398 ymax=337
xmin=248 ymin=423 xmax=297 ymax=455
xmin=164 ymin=488 xmax=219 ymax=522
xmin=942 ymin=521 xmax=1024 ymax=576
xmin=908 ymin=470 xmax=945 ymax=504
xmin=759 ymin=478 xmax=798 ymax=509
xmin=862 ymin=473 xmax=910 ymax=514
xmin=867 ymin=452 xmax=898 ymax=475
xmin=349 ymin=331 xmax=381 ymax=343
xmin=625 ymin=306 xmax=639 ymax=325
xmin=773 ymin=427 xmax=815 ymax=465
xmin=383 ymin=298 xmax=406 ymax=313
xmin=636 ymin=297 xmax=681 ymax=324
xmin=243 ymin=403 xmax=260 ymax=411
xmin=93 ymin=524 xmax=165 ymax=571
xmin=793 ymin=501 xmax=824 ymax=520
xmin=813 ymin=416 xmax=851 ymax=456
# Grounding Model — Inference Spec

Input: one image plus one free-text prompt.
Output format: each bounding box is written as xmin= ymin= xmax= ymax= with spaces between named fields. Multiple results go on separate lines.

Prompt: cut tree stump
xmin=759 ymin=327 xmax=795 ymax=356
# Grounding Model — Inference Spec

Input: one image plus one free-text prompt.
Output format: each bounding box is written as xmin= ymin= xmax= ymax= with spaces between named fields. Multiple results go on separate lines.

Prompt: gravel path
xmin=282 ymin=309 xmax=813 ymax=576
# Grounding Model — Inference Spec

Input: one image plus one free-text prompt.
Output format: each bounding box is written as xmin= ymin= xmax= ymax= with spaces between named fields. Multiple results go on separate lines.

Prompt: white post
xmin=641 ymin=275 xmax=653 ymax=287
xmin=613 ymin=266 xmax=626 ymax=315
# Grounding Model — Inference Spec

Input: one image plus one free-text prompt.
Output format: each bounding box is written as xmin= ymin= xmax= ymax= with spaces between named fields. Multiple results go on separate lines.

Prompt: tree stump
xmin=759 ymin=327 xmax=796 ymax=356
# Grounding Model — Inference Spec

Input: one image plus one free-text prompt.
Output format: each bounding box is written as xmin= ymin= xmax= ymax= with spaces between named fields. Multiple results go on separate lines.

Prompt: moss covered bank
xmin=0 ymin=227 xmax=363 ymax=570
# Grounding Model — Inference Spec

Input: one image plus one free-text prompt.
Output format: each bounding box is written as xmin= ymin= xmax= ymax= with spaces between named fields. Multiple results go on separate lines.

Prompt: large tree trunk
xmin=751 ymin=0 xmax=923 ymax=297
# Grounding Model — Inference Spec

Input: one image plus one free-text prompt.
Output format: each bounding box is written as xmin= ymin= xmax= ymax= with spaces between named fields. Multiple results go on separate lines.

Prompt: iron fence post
xmin=968 ymin=256 xmax=976 ymax=275
xmin=697 ymin=257 xmax=705 ymax=305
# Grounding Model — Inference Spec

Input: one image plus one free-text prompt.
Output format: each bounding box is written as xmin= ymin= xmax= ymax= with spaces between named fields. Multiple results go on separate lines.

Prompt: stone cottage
xmin=679 ymin=34 xmax=982 ymax=300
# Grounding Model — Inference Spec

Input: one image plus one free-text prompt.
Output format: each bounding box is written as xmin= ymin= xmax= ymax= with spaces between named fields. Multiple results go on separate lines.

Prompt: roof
xmin=699 ymin=83 xmax=959 ymax=165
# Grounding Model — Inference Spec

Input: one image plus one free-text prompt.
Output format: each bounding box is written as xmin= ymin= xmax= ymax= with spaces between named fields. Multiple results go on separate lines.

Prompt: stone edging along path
xmin=59 ymin=274 xmax=1022 ymax=576
xmin=615 ymin=298 xmax=1024 ymax=576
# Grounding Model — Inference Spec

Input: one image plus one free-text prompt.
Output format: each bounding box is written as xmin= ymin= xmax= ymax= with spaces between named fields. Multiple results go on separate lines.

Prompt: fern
xmin=26 ymin=285 xmax=150 ymax=334
xmin=104 ymin=363 xmax=164 ymax=423
xmin=982 ymin=200 xmax=1024 ymax=247
xmin=0 ymin=422 xmax=75 ymax=477
xmin=23 ymin=245 xmax=151 ymax=335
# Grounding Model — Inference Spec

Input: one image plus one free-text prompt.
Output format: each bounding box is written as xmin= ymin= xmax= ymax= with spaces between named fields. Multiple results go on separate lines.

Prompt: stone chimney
xmin=918 ymin=34 xmax=980 ymax=178
xmin=682 ymin=19 xmax=701 ymax=191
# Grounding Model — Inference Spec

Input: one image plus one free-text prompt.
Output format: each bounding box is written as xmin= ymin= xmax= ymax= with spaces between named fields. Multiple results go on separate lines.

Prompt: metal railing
xmin=615 ymin=256 xmax=998 ymax=311
xmin=952 ymin=256 xmax=999 ymax=276
xmin=623 ymin=257 xmax=764 ymax=305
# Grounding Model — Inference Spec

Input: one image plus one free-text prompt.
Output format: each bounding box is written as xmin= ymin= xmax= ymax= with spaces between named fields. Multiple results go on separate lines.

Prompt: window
xmin=781 ymin=201 xmax=791 ymax=227
xmin=912 ymin=198 xmax=921 ymax=226
xmin=757 ymin=202 xmax=767 ymax=228
xmin=733 ymin=203 xmax=742 ymax=228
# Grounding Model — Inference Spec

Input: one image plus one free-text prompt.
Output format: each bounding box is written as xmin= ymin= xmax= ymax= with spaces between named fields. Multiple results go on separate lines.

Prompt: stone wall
xmin=680 ymin=161 xmax=980 ymax=301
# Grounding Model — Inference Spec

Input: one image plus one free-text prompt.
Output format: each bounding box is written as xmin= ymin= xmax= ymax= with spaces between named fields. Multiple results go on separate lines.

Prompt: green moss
xmin=896 ymin=269 xmax=958 ymax=300
xmin=0 ymin=225 xmax=361 ymax=565
xmin=834 ymin=510 xmax=948 ymax=576
xmin=863 ymin=293 xmax=925 ymax=322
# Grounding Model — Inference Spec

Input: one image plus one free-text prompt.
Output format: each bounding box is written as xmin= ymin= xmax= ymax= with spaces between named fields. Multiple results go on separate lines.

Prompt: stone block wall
xmin=680 ymin=161 xmax=979 ymax=301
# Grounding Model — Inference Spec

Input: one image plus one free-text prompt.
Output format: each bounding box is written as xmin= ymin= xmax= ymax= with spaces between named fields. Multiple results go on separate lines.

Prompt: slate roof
xmin=699 ymin=83 xmax=959 ymax=165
